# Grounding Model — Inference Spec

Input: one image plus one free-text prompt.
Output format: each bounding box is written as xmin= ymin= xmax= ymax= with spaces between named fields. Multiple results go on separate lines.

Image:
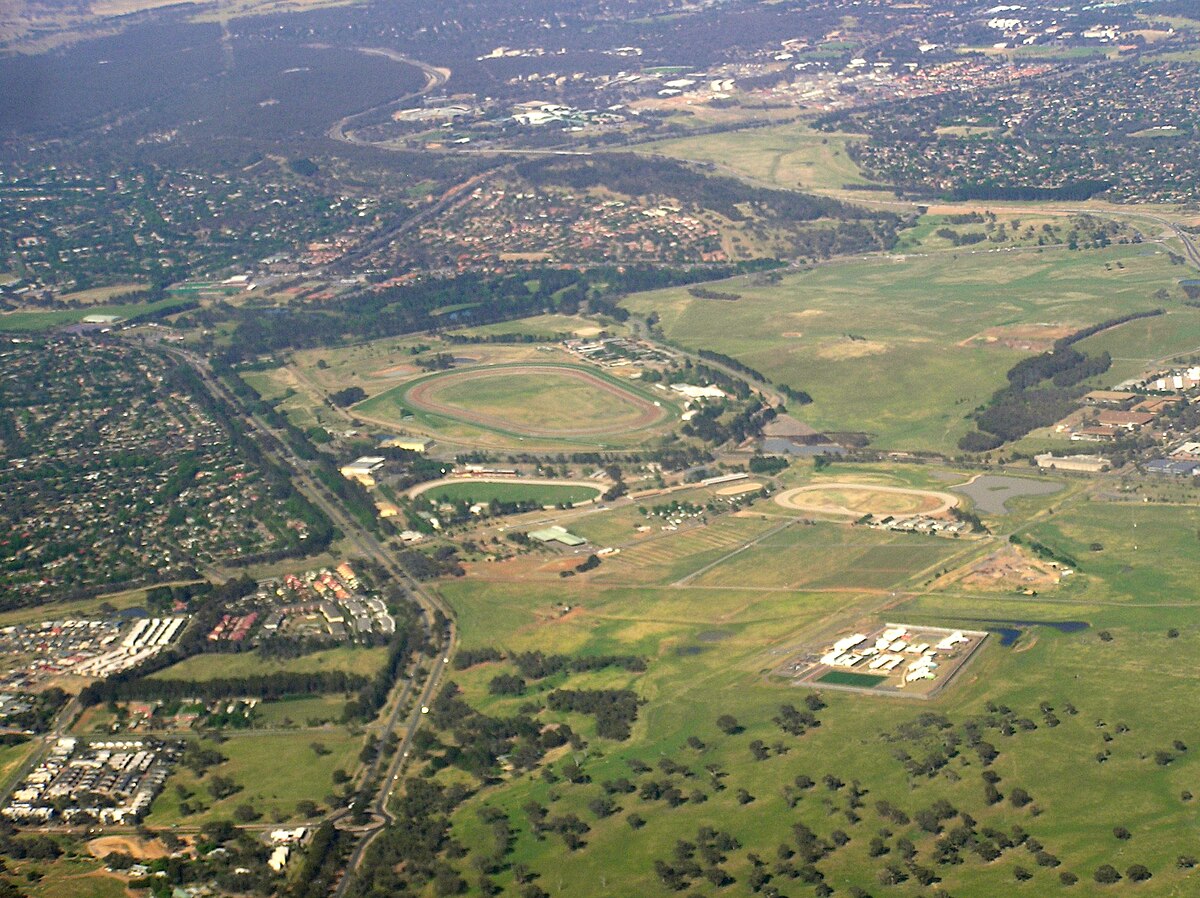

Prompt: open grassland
xmin=1020 ymin=501 xmax=1200 ymax=606
xmin=1074 ymin=306 xmax=1200 ymax=383
xmin=589 ymin=515 xmax=781 ymax=586
xmin=357 ymin=363 xmax=676 ymax=448
xmin=637 ymin=123 xmax=872 ymax=192
xmin=0 ymin=739 xmax=37 ymax=792
xmin=622 ymin=245 xmax=1183 ymax=452
xmin=7 ymin=856 xmax=125 ymax=898
xmin=427 ymin=489 xmax=1200 ymax=897
xmin=149 ymin=645 xmax=388 ymax=681
xmin=148 ymin=728 xmax=362 ymax=825
xmin=422 ymin=480 xmax=601 ymax=507
xmin=58 ymin=283 xmax=147 ymax=304
xmin=892 ymin=211 xmax=1077 ymax=254
xmin=682 ymin=521 xmax=968 ymax=591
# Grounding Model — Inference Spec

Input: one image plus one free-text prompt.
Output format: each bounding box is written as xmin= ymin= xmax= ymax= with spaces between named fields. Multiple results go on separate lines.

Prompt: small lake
xmin=954 ymin=618 xmax=1090 ymax=646
xmin=954 ymin=474 xmax=1064 ymax=514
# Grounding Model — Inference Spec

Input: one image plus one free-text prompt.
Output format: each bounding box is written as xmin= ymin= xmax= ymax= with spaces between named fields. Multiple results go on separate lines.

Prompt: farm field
xmin=621 ymin=244 xmax=1183 ymax=452
xmin=147 ymin=728 xmax=363 ymax=825
xmin=681 ymin=521 xmax=968 ymax=591
xmin=149 ymin=646 xmax=389 ymax=681
xmin=423 ymin=484 xmax=1200 ymax=898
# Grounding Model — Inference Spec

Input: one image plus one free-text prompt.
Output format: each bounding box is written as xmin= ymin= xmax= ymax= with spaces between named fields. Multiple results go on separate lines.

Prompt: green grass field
xmin=420 ymin=485 xmax=1200 ymax=896
xmin=622 ymin=245 xmax=1183 ymax=452
xmin=8 ymin=857 xmax=126 ymax=898
xmin=424 ymin=481 xmax=601 ymax=506
xmin=0 ymin=739 xmax=37 ymax=793
xmin=253 ymin=694 xmax=353 ymax=728
xmin=0 ymin=297 xmax=190 ymax=332
xmin=637 ymin=122 xmax=872 ymax=192
xmin=148 ymin=728 xmax=363 ymax=825
xmin=150 ymin=646 xmax=388 ymax=681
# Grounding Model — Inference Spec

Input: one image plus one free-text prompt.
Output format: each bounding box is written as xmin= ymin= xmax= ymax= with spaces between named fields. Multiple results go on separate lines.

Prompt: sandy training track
xmin=774 ymin=482 xmax=960 ymax=517
xmin=402 ymin=365 xmax=668 ymax=438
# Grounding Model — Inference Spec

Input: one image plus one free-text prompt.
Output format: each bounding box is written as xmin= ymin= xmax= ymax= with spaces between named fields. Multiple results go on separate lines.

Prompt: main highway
xmin=164 ymin=347 xmax=458 ymax=894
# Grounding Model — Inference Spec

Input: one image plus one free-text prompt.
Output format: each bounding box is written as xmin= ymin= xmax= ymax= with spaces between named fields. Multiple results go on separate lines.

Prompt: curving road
xmin=324 ymin=47 xmax=450 ymax=146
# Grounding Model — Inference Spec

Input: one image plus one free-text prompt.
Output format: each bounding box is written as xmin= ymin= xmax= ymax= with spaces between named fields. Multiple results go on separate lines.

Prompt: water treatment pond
xmin=954 ymin=474 xmax=1064 ymax=514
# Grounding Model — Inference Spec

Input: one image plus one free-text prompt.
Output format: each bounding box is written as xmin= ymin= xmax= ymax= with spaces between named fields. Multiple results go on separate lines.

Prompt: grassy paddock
xmin=148 ymin=729 xmax=363 ymax=825
xmin=636 ymin=122 xmax=872 ymax=191
xmin=622 ymin=245 xmax=1181 ymax=452
xmin=149 ymin=646 xmax=389 ymax=681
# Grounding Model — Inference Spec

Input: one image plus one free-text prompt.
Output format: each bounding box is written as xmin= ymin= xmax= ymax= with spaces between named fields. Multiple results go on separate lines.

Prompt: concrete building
xmin=1035 ymin=453 xmax=1110 ymax=473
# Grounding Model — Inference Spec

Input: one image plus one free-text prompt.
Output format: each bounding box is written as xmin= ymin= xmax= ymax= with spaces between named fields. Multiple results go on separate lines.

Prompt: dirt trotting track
xmin=774 ymin=482 xmax=960 ymax=517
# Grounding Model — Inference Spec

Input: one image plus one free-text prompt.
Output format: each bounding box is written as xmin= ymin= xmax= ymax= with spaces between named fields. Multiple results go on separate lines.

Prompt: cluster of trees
xmin=511 ymin=651 xmax=646 ymax=679
xmin=1010 ymin=534 xmax=1079 ymax=571
xmin=517 ymin=155 xmax=874 ymax=226
xmin=749 ymin=455 xmax=788 ymax=475
xmin=329 ymin=386 xmax=366 ymax=407
xmin=395 ymin=545 xmax=465 ymax=580
xmin=420 ymin=682 xmax=580 ymax=779
xmin=959 ymin=311 xmax=1164 ymax=451
xmin=345 ymin=778 xmax=471 ymax=898
xmin=546 ymin=689 xmax=641 ymax=740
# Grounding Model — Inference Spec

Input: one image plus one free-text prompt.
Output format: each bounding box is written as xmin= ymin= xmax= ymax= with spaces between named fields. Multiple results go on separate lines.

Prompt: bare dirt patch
xmin=815 ymin=339 xmax=889 ymax=361
xmin=88 ymin=835 xmax=169 ymax=860
xmin=781 ymin=331 xmax=804 ymax=338
xmin=959 ymin=323 xmax=1076 ymax=352
xmin=955 ymin=545 xmax=1060 ymax=592
xmin=716 ymin=482 xmax=765 ymax=496
xmin=790 ymin=309 xmax=826 ymax=319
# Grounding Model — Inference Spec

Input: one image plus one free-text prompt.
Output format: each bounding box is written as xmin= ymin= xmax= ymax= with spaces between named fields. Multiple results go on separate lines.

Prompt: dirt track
xmin=774 ymin=482 xmax=960 ymax=516
xmin=403 ymin=365 xmax=668 ymax=438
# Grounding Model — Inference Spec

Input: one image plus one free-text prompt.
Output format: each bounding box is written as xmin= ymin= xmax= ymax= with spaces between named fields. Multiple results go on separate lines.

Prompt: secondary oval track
xmin=773 ymin=482 xmax=960 ymax=517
